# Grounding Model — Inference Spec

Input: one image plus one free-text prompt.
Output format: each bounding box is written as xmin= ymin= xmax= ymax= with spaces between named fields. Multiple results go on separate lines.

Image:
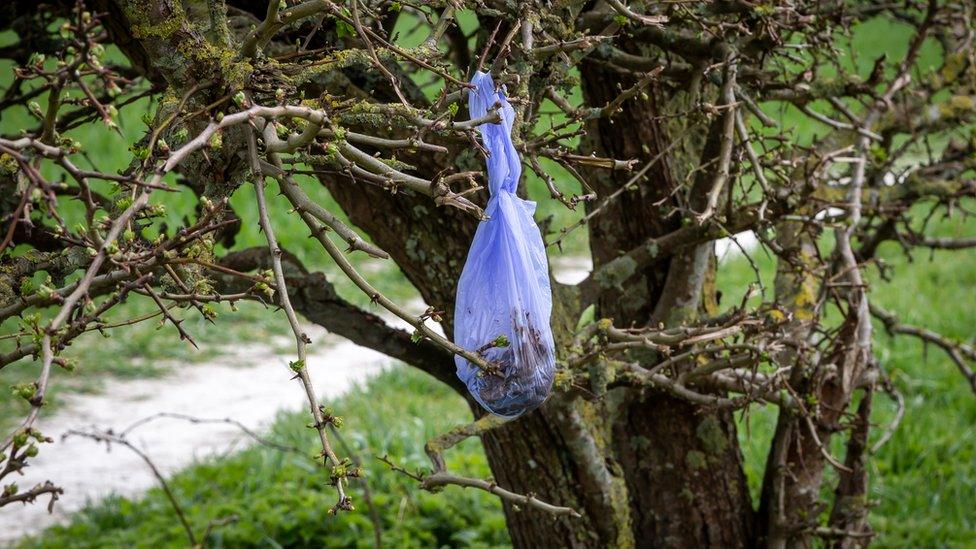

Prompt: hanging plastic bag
xmin=453 ymin=71 xmax=556 ymax=418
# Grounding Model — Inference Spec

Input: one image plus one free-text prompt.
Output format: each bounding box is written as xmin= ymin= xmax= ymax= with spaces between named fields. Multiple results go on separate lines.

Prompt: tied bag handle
xmin=468 ymin=71 xmax=521 ymax=197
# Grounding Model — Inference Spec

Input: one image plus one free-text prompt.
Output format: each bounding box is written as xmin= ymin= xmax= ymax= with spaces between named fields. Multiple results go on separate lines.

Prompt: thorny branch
xmin=249 ymin=126 xmax=350 ymax=512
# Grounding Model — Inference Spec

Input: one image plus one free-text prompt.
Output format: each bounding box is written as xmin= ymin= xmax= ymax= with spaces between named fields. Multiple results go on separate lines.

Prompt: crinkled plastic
xmin=453 ymin=71 xmax=556 ymax=418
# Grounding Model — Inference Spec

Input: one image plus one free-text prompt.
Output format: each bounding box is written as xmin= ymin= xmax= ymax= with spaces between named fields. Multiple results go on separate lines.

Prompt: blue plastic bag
xmin=453 ymin=71 xmax=556 ymax=418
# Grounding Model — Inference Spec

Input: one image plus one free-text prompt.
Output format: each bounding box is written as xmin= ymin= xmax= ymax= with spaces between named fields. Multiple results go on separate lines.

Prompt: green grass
xmin=860 ymin=240 xmax=976 ymax=547
xmin=723 ymin=210 xmax=976 ymax=547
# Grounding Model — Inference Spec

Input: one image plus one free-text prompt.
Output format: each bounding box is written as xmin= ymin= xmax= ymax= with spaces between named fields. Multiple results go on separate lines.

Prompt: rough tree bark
xmin=313 ymin=47 xmax=755 ymax=548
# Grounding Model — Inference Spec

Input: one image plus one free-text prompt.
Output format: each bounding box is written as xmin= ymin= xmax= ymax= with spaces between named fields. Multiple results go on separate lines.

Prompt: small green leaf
xmin=576 ymin=304 xmax=596 ymax=331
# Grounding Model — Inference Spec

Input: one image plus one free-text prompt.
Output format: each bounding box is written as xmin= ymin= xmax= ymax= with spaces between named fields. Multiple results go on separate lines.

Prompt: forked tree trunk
xmin=322 ymin=57 xmax=756 ymax=547
xmin=594 ymin=53 xmax=755 ymax=547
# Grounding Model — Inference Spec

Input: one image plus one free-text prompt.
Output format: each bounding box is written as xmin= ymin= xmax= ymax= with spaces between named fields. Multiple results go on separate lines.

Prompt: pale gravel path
xmin=0 ymin=325 xmax=391 ymax=543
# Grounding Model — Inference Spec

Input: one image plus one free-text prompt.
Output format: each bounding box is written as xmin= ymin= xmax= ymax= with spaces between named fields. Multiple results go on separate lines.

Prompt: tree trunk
xmin=323 ymin=54 xmax=756 ymax=547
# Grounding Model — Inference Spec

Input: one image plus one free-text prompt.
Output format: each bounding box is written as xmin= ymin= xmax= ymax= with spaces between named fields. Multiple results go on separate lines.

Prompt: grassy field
xmin=721 ymin=212 xmax=976 ymax=547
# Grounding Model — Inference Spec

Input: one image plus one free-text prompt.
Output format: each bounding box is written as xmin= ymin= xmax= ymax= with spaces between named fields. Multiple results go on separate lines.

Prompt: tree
xmin=2 ymin=0 xmax=975 ymax=546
